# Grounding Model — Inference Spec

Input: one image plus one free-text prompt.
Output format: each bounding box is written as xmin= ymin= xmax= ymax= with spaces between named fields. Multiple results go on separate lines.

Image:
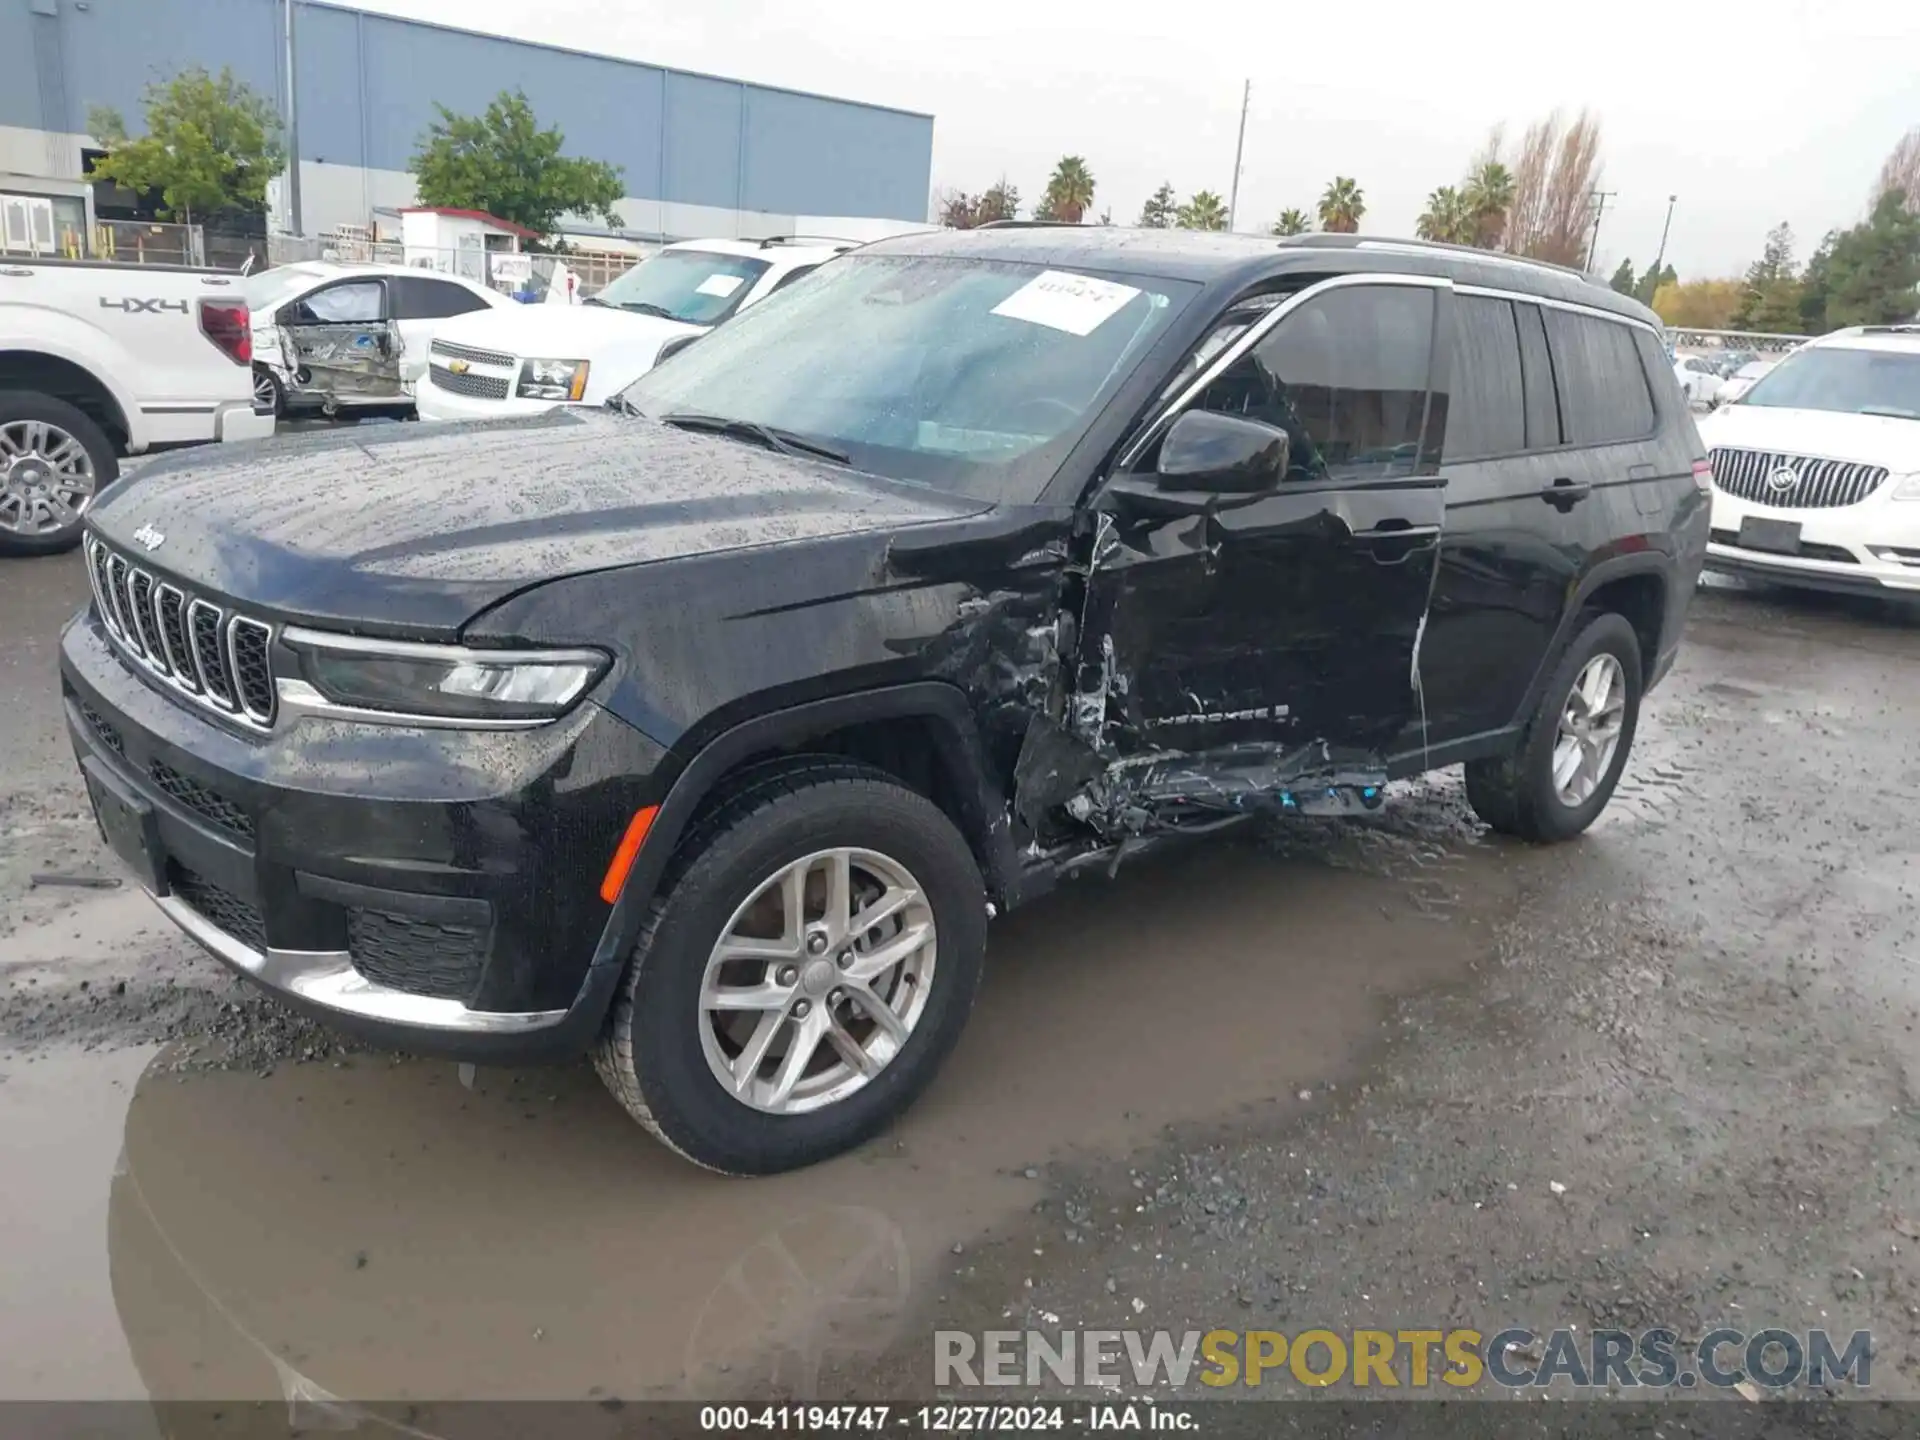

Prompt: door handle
xmin=1351 ymin=521 xmax=1440 ymax=540
xmin=1540 ymin=477 xmax=1591 ymax=510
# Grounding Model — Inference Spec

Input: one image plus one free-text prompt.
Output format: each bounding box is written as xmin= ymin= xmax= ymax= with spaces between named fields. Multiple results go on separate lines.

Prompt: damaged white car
xmin=245 ymin=263 xmax=512 ymax=420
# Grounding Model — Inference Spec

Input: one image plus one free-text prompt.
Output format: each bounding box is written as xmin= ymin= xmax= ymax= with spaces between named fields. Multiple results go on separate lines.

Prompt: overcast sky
xmin=362 ymin=0 xmax=1917 ymax=280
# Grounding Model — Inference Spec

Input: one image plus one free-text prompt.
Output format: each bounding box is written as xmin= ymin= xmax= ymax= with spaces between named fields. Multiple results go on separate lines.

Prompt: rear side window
xmin=393 ymin=276 xmax=492 ymax=320
xmin=1194 ymin=284 xmax=1436 ymax=482
xmin=1445 ymin=295 xmax=1526 ymax=461
xmin=1543 ymin=310 xmax=1656 ymax=446
xmin=767 ymin=264 xmax=820 ymax=295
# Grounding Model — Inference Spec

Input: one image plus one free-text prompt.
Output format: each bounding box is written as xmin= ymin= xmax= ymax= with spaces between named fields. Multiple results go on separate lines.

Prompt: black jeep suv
xmin=62 ymin=228 xmax=1708 ymax=1173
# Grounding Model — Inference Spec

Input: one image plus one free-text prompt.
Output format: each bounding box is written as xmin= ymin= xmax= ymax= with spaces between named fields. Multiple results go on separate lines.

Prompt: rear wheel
xmin=1465 ymin=611 xmax=1642 ymax=842
xmin=251 ymin=367 xmax=284 ymax=419
xmin=0 ymin=392 xmax=117 ymax=557
xmin=593 ymin=759 xmax=987 ymax=1175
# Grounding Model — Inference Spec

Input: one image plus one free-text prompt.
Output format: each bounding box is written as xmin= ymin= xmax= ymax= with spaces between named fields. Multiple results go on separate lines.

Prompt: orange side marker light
xmin=599 ymin=805 xmax=659 ymax=904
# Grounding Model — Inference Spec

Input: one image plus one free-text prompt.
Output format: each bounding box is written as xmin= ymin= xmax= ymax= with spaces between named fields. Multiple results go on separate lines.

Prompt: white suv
xmin=415 ymin=237 xmax=853 ymax=422
xmin=1698 ymin=325 xmax=1920 ymax=596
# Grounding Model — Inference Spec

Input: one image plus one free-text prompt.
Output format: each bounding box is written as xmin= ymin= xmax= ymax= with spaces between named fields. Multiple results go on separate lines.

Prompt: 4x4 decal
xmin=99 ymin=297 xmax=192 ymax=315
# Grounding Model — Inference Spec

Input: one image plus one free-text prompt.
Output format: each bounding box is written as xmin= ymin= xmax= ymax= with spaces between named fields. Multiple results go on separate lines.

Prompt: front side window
xmin=1188 ymin=284 xmax=1436 ymax=482
xmin=1738 ymin=346 xmax=1920 ymax=420
xmin=394 ymin=277 xmax=491 ymax=320
xmin=290 ymin=280 xmax=383 ymax=325
xmin=618 ymin=255 xmax=1196 ymax=501
xmin=592 ymin=250 xmax=774 ymax=326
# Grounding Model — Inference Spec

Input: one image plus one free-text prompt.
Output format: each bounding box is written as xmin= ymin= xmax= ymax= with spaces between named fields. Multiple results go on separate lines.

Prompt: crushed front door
xmin=275 ymin=278 xmax=403 ymax=406
xmin=1067 ymin=279 xmax=1450 ymax=827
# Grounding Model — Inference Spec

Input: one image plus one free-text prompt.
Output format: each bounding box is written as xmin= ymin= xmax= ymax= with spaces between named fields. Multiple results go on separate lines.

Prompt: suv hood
xmin=1698 ymin=404 xmax=1920 ymax=471
xmin=87 ymin=411 xmax=991 ymax=638
xmin=434 ymin=303 xmax=702 ymax=379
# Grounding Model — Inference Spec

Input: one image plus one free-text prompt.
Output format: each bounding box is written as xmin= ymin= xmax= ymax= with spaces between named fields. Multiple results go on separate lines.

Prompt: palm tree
xmin=1415 ymin=186 xmax=1475 ymax=244
xmin=1269 ymin=208 xmax=1311 ymax=236
xmin=1040 ymin=155 xmax=1097 ymax=224
xmin=1176 ymin=190 xmax=1229 ymax=231
xmin=1318 ymin=177 xmax=1365 ymax=233
xmin=1463 ymin=160 xmax=1516 ymax=249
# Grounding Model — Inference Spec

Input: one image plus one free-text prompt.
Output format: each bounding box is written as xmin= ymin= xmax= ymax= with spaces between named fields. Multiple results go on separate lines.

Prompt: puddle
xmin=0 ymin=826 xmax=1518 ymax=1406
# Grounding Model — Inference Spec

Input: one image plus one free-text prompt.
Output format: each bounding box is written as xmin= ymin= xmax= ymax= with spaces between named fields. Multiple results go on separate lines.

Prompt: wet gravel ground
xmin=3 ymin=552 xmax=1920 ymax=1411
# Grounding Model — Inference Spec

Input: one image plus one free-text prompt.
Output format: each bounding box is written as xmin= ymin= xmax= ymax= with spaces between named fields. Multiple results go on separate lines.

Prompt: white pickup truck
xmin=0 ymin=258 xmax=271 ymax=556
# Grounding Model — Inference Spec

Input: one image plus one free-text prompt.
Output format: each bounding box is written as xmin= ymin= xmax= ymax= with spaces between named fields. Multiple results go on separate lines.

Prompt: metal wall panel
xmin=661 ymin=71 xmax=743 ymax=213
xmin=742 ymin=87 xmax=933 ymax=220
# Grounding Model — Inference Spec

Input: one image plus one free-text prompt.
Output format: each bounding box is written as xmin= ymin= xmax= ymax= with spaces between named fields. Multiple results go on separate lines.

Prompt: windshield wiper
xmin=659 ymin=411 xmax=851 ymax=464
xmin=1859 ymin=406 xmax=1920 ymax=420
xmin=618 ymin=301 xmax=680 ymax=320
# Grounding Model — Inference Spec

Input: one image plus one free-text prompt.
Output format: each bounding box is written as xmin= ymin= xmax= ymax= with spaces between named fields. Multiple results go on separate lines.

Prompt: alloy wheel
xmin=698 ymin=847 xmax=937 ymax=1115
xmin=1551 ymin=653 xmax=1627 ymax=807
xmin=0 ymin=419 xmax=96 ymax=537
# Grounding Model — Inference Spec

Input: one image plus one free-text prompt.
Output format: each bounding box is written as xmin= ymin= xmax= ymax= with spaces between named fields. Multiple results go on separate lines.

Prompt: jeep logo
xmin=132 ymin=523 xmax=165 ymax=551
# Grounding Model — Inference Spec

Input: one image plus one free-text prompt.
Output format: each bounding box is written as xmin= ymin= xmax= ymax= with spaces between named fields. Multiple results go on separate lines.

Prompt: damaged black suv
xmin=62 ymin=228 xmax=1708 ymax=1173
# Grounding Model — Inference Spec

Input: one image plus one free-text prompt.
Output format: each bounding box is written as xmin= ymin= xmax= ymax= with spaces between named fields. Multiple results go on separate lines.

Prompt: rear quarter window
xmin=1543 ymin=310 xmax=1656 ymax=446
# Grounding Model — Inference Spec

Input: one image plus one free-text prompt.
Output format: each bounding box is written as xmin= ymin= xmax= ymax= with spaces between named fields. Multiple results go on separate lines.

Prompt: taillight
xmin=198 ymin=299 xmax=251 ymax=365
xmin=1691 ymin=458 xmax=1714 ymax=493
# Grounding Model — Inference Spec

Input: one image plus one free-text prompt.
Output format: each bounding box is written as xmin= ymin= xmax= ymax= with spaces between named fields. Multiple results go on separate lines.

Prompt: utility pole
xmin=1585 ymin=189 xmax=1617 ymax=272
xmin=283 ymin=0 xmax=303 ymax=235
xmin=1225 ymin=79 xmax=1250 ymax=232
xmin=1648 ymin=194 xmax=1678 ymax=285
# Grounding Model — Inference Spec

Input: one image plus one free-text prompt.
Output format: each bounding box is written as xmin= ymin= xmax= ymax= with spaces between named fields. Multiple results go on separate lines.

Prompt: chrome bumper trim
xmin=149 ymin=890 xmax=569 ymax=1035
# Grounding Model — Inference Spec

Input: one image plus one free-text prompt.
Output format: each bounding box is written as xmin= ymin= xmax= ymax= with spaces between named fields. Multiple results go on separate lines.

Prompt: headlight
xmin=282 ymin=628 xmax=608 ymax=722
xmin=515 ymin=358 xmax=590 ymax=402
xmin=1890 ymin=472 xmax=1920 ymax=501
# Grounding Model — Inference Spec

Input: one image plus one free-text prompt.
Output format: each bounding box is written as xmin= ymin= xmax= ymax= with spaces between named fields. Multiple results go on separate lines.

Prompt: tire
xmin=0 ymin=391 xmax=118 ymax=557
xmin=1465 ymin=611 xmax=1643 ymax=843
xmin=593 ymin=758 xmax=988 ymax=1175
xmin=252 ymin=367 xmax=285 ymax=420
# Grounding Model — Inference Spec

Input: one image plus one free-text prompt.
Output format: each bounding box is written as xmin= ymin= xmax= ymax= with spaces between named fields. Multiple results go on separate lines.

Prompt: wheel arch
xmin=593 ymin=683 xmax=1020 ymax=980
xmin=0 ymin=350 xmax=135 ymax=451
xmin=1516 ymin=553 xmax=1669 ymax=721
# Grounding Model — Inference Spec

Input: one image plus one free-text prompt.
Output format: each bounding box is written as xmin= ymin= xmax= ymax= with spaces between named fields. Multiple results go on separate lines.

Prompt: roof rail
xmin=753 ymin=234 xmax=859 ymax=250
xmin=973 ymin=219 xmax=1086 ymax=230
xmin=1345 ymin=235 xmax=1595 ymax=281
xmin=1859 ymin=322 xmax=1920 ymax=334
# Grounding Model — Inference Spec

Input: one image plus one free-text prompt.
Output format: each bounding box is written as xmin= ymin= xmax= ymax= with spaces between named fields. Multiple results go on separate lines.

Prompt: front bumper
xmin=414 ymin=373 xmax=562 ymax=425
xmin=60 ymin=610 xmax=668 ymax=1062
xmin=1705 ymin=484 xmax=1920 ymax=595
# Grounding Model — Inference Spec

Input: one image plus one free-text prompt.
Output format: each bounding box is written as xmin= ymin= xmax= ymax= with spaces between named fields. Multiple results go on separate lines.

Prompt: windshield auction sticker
xmin=991 ymin=270 xmax=1141 ymax=336
xmin=696 ymin=273 xmax=747 ymax=298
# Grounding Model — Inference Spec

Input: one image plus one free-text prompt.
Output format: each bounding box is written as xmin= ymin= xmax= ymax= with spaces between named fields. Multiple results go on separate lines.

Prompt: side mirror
xmin=1155 ymin=410 xmax=1289 ymax=494
xmin=656 ymin=333 xmax=701 ymax=366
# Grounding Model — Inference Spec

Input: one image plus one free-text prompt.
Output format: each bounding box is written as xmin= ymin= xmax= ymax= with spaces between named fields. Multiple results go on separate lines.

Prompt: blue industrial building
xmin=0 ymin=0 xmax=935 ymax=243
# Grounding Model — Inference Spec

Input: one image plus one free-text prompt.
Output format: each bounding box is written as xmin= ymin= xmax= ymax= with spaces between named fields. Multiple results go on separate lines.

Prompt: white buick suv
xmin=1698 ymin=325 xmax=1920 ymax=596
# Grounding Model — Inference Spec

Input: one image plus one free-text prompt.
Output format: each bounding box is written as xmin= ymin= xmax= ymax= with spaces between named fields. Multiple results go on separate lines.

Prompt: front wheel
xmin=594 ymin=759 xmax=987 ymax=1175
xmin=0 ymin=392 xmax=117 ymax=557
xmin=1465 ymin=611 xmax=1643 ymax=842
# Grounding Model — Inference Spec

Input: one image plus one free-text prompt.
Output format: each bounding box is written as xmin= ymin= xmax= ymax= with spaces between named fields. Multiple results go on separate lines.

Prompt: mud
xmin=4 ymin=555 xmax=1920 ymax=1409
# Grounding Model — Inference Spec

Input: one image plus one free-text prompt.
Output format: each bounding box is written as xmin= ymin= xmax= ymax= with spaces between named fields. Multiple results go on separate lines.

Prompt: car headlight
xmin=1890 ymin=472 xmax=1920 ymax=501
xmin=282 ymin=628 xmax=608 ymax=722
xmin=515 ymin=358 xmax=590 ymax=402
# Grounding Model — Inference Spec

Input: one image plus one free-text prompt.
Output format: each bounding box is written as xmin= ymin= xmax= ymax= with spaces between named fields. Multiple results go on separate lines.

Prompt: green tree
xmin=1824 ymin=188 xmax=1920 ymax=328
xmin=411 ymin=89 xmax=623 ymax=238
xmin=1610 ymin=258 xmax=1637 ymax=295
xmin=974 ymin=179 xmax=1020 ymax=225
xmin=1138 ymin=181 xmax=1178 ymax=229
xmin=1317 ymin=176 xmax=1365 ymax=233
xmin=1463 ymin=159 xmax=1516 ymax=248
xmin=936 ymin=189 xmax=981 ymax=229
xmin=86 ymin=66 xmax=284 ymax=224
xmin=1175 ymin=190 xmax=1228 ymax=231
xmin=1269 ymin=208 xmax=1311 ymax=237
xmin=1037 ymin=155 xmax=1096 ymax=224
xmin=1415 ymin=186 xmax=1474 ymax=243
xmin=1798 ymin=230 xmax=1838 ymax=333
xmin=1732 ymin=222 xmax=1803 ymax=332
xmin=1634 ymin=263 xmax=1675 ymax=307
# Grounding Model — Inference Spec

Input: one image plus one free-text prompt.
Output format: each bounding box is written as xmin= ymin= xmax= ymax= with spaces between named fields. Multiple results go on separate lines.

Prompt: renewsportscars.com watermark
xmin=935 ymin=1326 xmax=1873 ymax=1392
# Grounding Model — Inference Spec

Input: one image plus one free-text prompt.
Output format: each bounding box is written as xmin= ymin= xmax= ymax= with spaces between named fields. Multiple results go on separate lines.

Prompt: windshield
xmin=1739 ymin=346 xmax=1920 ymax=418
xmin=616 ymin=254 xmax=1197 ymax=501
xmin=592 ymin=250 xmax=773 ymax=325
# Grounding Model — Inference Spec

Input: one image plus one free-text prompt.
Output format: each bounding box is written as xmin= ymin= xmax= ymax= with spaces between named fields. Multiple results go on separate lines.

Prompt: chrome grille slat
xmin=85 ymin=538 xmax=274 ymax=731
xmin=429 ymin=339 xmax=516 ymax=368
xmin=428 ymin=364 xmax=512 ymax=400
xmin=1706 ymin=447 xmax=1889 ymax=510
